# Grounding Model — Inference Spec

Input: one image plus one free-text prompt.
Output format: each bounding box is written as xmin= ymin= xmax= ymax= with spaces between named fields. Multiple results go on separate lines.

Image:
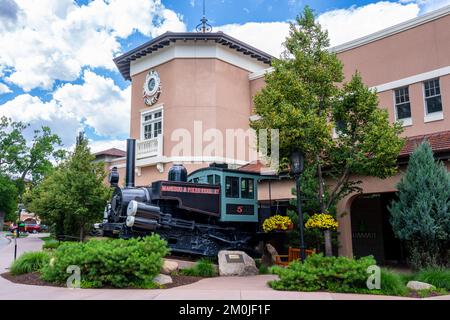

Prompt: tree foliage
xmin=0 ymin=174 xmax=18 ymax=228
xmin=251 ymin=6 xmax=404 ymax=256
xmin=0 ymin=116 xmax=64 ymax=189
xmin=389 ymin=142 xmax=450 ymax=269
xmin=26 ymin=133 xmax=111 ymax=240
xmin=251 ymin=6 xmax=404 ymax=213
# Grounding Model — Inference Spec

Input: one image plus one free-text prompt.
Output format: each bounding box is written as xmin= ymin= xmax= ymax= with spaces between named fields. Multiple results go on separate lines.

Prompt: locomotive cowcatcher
xmin=99 ymin=139 xmax=276 ymax=256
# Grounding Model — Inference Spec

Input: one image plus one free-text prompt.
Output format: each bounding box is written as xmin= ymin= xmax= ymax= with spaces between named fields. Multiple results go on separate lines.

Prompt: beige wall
xmin=337 ymin=15 xmax=450 ymax=138
xmin=337 ymin=15 xmax=450 ymax=87
xmin=131 ymin=58 xmax=256 ymax=161
xmin=249 ymin=77 xmax=266 ymax=111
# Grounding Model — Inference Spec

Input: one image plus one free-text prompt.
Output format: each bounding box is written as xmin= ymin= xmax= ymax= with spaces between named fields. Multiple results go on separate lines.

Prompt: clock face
xmin=148 ymin=78 xmax=156 ymax=93
xmin=143 ymin=70 xmax=161 ymax=106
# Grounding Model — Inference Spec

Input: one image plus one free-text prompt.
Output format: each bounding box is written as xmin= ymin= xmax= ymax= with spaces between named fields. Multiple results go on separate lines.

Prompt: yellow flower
xmin=263 ymin=215 xmax=293 ymax=233
xmin=305 ymin=213 xmax=338 ymax=230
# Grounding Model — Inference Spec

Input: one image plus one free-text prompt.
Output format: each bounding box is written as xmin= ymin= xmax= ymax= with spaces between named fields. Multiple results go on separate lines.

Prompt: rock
xmin=406 ymin=281 xmax=435 ymax=291
xmin=153 ymin=273 xmax=173 ymax=285
xmin=161 ymin=260 xmax=179 ymax=275
xmin=218 ymin=250 xmax=258 ymax=276
xmin=265 ymin=243 xmax=279 ymax=264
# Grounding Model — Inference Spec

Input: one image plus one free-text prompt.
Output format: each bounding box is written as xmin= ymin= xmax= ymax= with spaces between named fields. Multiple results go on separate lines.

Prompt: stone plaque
xmin=225 ymin=253 xmax=244 ymax=263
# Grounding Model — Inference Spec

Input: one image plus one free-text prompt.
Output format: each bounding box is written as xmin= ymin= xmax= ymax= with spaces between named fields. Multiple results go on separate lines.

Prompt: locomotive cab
xmin=187 ymin=164 xmax=265 ymax=223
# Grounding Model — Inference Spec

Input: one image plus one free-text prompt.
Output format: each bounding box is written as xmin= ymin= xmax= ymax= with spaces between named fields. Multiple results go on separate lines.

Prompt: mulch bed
xmin=1 ymin=272 xmax=204 ymax=289
xmin=2 ymin=272 xmax=64 ymax=287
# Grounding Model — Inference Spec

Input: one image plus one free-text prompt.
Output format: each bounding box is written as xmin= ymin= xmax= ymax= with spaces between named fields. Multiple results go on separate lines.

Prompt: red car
xmin=9 ymin=223 xmax=41 ymax=234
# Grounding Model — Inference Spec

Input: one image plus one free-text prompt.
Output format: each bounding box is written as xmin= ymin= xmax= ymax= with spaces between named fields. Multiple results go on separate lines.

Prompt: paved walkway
xmin=0 ymin=234 xmax=449 ymax=300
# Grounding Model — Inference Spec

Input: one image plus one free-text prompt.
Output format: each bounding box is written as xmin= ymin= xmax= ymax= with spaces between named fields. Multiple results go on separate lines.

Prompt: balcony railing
xmin=136 ymin=136 xmax=163 ymax=160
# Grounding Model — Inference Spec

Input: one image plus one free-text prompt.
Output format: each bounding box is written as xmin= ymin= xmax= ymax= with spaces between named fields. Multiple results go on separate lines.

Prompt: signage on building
xmin=143 ymin=70 xmax=161 ymax=106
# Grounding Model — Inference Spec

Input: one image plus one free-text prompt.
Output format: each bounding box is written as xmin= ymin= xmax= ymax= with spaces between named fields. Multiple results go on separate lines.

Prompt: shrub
xmin=258 ymin=264 xmax=270 ymax=275
xmin=389 ymin=142 xmax=450 ymax=269
xmin=180 ymin=258 xmax=217 ymax=277
xmin=269 ymin=254 xmax=376 ymax=293
xmin=415 ymin=267 xmax=450 ymax=291
xmin=10 ymin=251 xmax=50 ymax=275
xmin=42 ymin=239 xmax=60 ymax=250
xmin=41 ymin=234 xmax=169 ymax=288
xmin=377 ymin=269 xmax=408 ymax=296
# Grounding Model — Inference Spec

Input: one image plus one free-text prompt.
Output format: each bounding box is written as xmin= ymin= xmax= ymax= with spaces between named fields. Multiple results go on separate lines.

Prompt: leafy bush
xmin=269 ymin=254 xmax=376 ymax=293
xmin=415 ymin=267 xmax=450 ymax=291
xmin=180 ymin=258 xmax=217 ymax=277
xmin=10 ymin=251 xmax=50 ymax=275
xmin=42 ymin=239 xmax=60 ymax=250
xmin=41 ymin=234 xmax=169 ymax=288
xmin=258 ymin=264 xmax=270 ymax=275
xmin=377 ymin=269 xmax=408 ymax=296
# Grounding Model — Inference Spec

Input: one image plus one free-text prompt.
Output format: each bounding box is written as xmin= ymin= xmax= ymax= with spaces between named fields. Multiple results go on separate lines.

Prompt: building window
xmin=225 ymin=176 xmax=239 ymax=198
xmin=424 ymin=79 xmax=442 ymax=115
xmin=141 ymin=108 xmax=163 ymax=140
xmin=394 ymin=87 xmax=411 ymax=122
xmin=241 ymin=178 xmax=254 ymax=199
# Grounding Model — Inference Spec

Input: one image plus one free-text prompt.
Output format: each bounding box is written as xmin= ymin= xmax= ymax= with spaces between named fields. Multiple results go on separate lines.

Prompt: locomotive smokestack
xmin=125 ymin=138 xmax=136 ymax=188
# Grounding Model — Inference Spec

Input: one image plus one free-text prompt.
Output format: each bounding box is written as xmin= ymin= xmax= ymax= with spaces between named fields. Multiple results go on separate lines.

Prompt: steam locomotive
xmin=99 ymin=139 xmax=274 ymax=256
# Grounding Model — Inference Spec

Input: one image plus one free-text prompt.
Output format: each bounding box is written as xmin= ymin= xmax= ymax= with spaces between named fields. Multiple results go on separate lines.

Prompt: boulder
xmin=161 ymin=260 xmax=179 ymax=275
xmin=153 ymin=273 xmax=173 ymax=286
xmin=406 ymin=281 xmax=435 ymax=291
xmin=218 ymin=250 xmax=258 ymax=276
xmin=265 ymin=243 xmax=279 ymax=264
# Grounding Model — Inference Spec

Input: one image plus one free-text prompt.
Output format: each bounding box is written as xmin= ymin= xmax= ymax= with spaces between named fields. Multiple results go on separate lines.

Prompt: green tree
xmin=27 ymin=133 xmax=111 ymax=240
xmin=0 ymin=117 xmax=27 ymax=174
xmin=0 ymin=116 xmax=64 ymax=192
xmin=0 ymin=174 xmax=18 ymax=230
xmin=251 ymin=6 xmax=404 ymax=256
xmin=389 ymin=142 xmax=450 ymax=269
xmin=15 ymin=127 xmax=64 ymax=186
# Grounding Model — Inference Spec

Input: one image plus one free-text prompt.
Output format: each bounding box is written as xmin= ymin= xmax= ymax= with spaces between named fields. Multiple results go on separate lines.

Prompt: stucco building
xmin=103 ymin=5 xmax=450 ymax=263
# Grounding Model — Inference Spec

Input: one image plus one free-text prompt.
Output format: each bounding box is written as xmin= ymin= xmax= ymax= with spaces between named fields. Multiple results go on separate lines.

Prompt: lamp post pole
xmin=295 ymin=174 xmax=306 ymax=262
xmin=290 ymin=150 xmax=306 ymax=262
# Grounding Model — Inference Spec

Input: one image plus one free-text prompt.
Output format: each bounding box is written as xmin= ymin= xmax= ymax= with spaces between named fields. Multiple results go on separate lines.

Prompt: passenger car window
xmin=241 ymin=178 xmax=254 ymax=199
xmin=225 ymin=176 xmax=239 ymax=198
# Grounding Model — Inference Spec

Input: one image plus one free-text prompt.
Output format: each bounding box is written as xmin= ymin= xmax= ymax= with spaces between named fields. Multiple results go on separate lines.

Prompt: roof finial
xmin=196 ymin=0 xmax=212 ymax=33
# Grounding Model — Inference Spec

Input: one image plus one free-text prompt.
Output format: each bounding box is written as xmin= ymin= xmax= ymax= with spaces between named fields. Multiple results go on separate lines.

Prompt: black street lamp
xmin=290 ymin=150 xmax=306 ymax=262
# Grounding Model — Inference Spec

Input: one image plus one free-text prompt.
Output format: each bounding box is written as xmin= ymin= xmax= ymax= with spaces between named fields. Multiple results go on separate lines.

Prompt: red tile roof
xmin=94 ymin=148 xmax=126 ymax=157
xmin=400 ymin=130 xmax=450 ymax=157
xmin=237 ymin=161 xmax=266 ymax=173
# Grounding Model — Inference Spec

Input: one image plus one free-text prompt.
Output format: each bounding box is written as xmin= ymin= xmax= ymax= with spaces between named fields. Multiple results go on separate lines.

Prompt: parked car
xmin=9 ymin=223 xmax=41 ymax=234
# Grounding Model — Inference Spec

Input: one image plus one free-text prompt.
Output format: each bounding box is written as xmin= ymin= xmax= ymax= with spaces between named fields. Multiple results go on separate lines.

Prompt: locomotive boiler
xmin=100 ymin=139 xmax=272 ymax=256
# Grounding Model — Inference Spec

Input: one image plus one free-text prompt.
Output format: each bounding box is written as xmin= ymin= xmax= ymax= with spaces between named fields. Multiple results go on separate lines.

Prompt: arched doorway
xmin=350 ymin=192 xmax=406 ymax=266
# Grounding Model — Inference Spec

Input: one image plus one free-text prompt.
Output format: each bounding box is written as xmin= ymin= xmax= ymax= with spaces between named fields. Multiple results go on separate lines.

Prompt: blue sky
xmin=0 ymin=0 xmax=449 ymax=152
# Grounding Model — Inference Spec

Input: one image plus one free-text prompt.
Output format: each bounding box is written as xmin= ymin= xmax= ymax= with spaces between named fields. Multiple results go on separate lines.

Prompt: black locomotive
xmin=99 ymin=139 xmax=273 ymax=256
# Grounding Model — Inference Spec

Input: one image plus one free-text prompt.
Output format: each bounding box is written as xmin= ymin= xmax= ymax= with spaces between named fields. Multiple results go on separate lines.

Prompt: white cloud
xmin=88 ymin=139 xmax=127 ymax=154
xmin=0 ymin=71 xmax=130 ymax=147
xmin=400 ymin=0 xmax=450 ymax=13
xmin=0 ymin=0 xmax=186 ymax=91
xmin=0 ymin=94 xmax=82 ymax=146
xmin=0 ymin=82 xmax=12 ymax=94
xmin=318 ymin=2 xmax=420 ymax=47
xmin=54 ymin=70 xmax=131 ymax=138
xmin=216 ymin=1 xmax=423 ymax=57
xmin=216 ymin=22 xmax=290 ymax=58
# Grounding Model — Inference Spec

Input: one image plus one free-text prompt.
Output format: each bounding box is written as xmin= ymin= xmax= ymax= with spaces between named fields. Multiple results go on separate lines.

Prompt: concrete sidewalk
xmin=0 ymin=234 xmax=448 ymax=300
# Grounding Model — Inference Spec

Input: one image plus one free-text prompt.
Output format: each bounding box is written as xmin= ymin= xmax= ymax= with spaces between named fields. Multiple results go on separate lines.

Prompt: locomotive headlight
xmin=127 ymin=200 xmax=138 ymax=216
xmin=126 ymin=216 xmax=135 ymax=227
